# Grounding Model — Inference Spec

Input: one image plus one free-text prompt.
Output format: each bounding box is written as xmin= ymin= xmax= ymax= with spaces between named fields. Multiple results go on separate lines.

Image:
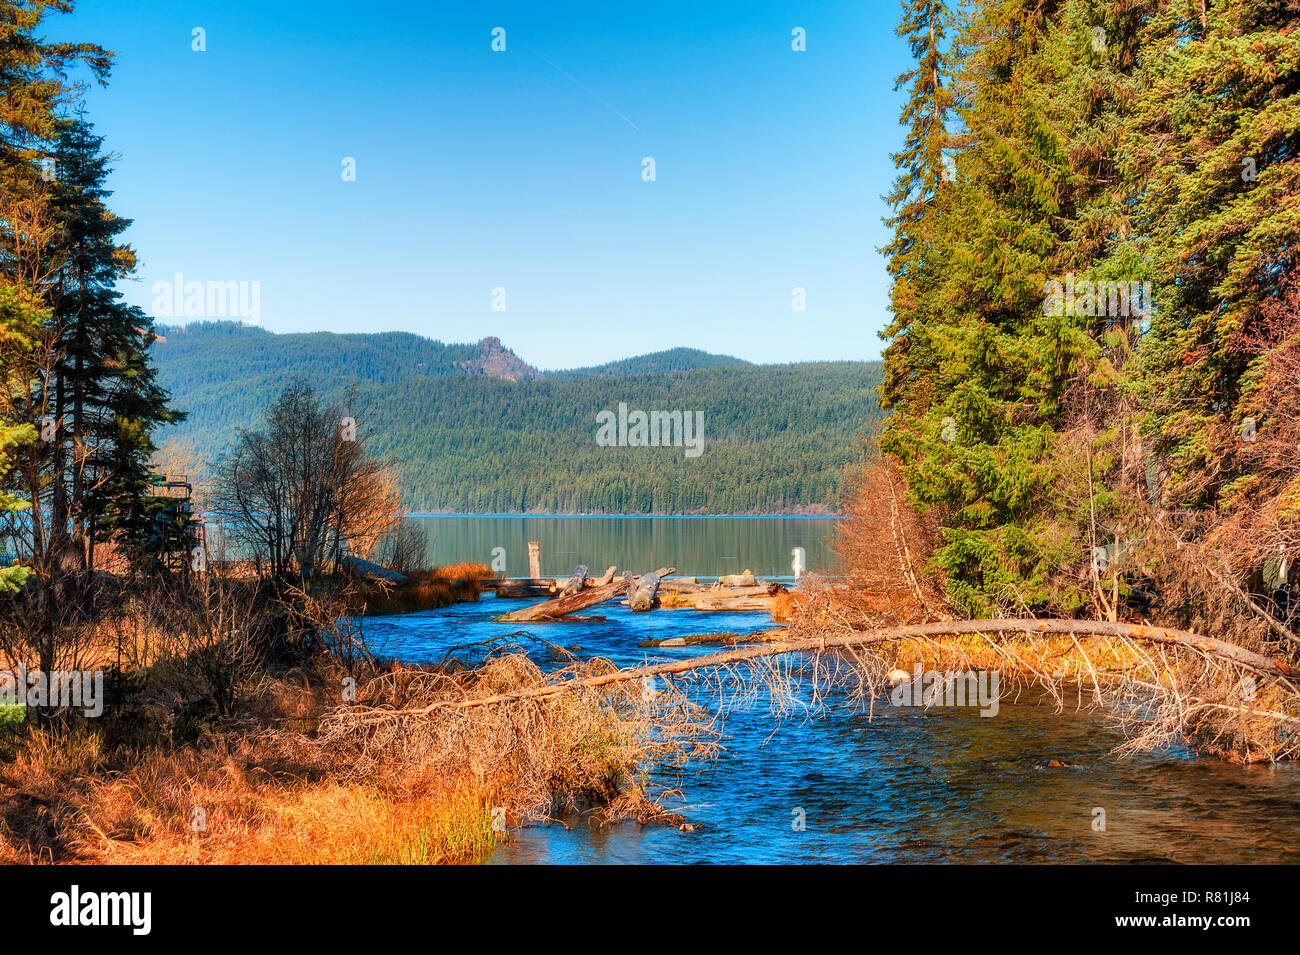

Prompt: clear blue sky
xmin=51 ymin=0 xmax=910 ymax=369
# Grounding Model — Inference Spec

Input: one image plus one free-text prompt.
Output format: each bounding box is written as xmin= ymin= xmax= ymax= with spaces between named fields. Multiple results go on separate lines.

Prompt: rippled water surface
xmin=366 ymin=596 xmax=1300 ymax=864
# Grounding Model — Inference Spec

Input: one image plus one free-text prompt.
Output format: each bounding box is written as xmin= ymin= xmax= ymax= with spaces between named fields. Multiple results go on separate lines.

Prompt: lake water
xmin=363 ymin=516 xmax=1300 ymax=864
xmin=409 ymin=514 xmax=836 ymax=579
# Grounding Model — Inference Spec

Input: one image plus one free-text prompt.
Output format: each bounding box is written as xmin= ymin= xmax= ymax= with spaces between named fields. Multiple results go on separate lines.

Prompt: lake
xmin=362 ymin=515 xmax=1300 ymax=864
xmin=408 ymin=514 xmax=837 ymax=579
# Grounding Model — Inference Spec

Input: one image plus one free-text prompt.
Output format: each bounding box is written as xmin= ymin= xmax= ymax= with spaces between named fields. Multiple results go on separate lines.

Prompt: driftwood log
xmin=562 ymin=565 xmax=589 ymax=596
xmin=659 ymin=577 xmax=699 ymax=588
xmin=658 ymin=582 xmax=786 ymax=611
xmin=496 ymin=566 xmax=617 ymax=599
xmin=718 ymin=570 xmax=757 ymax=587
xmin=628 ymin=571 xmax=663 ymax=612
xmin=638 ymin=628 xmax=791 ymax=647
xmin=691 ymin=594 xmax=779 ymax=612
xmin=495 ymin=578 xmax=559 ymax=599
xmin=496 ymin=567 xmax=673 ymax=623
xmin=340 ymin=555 xmax=407 ymax=584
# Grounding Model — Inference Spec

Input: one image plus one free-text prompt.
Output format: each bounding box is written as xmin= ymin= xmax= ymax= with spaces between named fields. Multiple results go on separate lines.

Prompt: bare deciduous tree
xmin=213 ymin=381 xmax=400 ymax=583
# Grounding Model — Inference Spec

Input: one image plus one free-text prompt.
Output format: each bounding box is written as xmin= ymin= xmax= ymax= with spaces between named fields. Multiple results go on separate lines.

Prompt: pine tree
xmin=877 ymin=0 xmax=1146 ymax=616
xmin=0 ymin=1 xmax=109 ymax=601
xmin=0 ymin=1 xmax=110 ymax=194
xmin=879 ymin=0 xmax=955 ymax=413
xmin=882 ymin=0 xmax=955 ymax=272
xmin=42 ymin=116 xmax=184 ymax=571
xmin=0 ymin=283 xmax=41 ymax=594
xmin=1126 ymin=1 xmax=1300 ymax=515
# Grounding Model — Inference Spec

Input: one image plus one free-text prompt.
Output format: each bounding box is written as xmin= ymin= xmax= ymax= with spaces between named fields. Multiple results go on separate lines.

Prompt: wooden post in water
xmin=528 ymin=541 xmax=541 ymax=579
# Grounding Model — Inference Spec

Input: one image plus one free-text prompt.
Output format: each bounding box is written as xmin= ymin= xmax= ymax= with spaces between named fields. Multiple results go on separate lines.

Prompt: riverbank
xmin=0 ymin=567 xmax=715 ymax=864
xmin=0 ymin=644 xmax=701 ymax=863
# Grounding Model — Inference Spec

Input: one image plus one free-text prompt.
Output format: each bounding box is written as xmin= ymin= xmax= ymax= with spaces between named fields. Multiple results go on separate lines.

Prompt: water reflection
xmin=408 ymin=514 xmax=836 ymax=579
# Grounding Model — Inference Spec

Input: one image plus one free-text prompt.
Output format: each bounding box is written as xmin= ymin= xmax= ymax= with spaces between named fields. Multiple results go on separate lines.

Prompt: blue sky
xmin=51 ymin=0 xmax=910 ymax=369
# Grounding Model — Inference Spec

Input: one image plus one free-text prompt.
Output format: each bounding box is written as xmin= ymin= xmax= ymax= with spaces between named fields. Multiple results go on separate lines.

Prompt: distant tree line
xmin=152 ymin=324 xmax=887 ymax=514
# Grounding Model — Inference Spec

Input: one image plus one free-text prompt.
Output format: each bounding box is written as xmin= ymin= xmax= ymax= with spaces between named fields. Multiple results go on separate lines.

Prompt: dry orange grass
xmin=357 ymin=563 xmax=495 ymax=615
xmin=70 ymin=753 xmax=498 ymax=865
xmin=429 ymin=562 xmax=496 ymax=581
xmin=0 ymin=732 xmax=498 ymax=864
xmin=0 ymin=647 xmax=714 ymax=864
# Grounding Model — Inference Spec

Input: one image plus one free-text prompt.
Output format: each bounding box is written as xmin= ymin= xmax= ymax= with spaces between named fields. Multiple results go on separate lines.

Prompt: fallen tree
xmin=495 ymin=567 xmax=673 ymax=623
xmin=352 ymin=618 xmax=1299 ymax=716
xmin=627 ymin=571 xmax=663 ymax=612
xmin=342 ymin=616 xmax=1300 ymax=762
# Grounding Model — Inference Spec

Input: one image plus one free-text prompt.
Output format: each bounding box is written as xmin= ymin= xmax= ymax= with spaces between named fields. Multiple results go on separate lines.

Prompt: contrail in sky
xmin=536 ymin=53 xmax=640 ymax=131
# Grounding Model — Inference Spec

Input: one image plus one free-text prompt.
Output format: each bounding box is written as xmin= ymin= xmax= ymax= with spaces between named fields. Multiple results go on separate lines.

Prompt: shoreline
xmin=400 ymin=513 xmax=841 ymax=520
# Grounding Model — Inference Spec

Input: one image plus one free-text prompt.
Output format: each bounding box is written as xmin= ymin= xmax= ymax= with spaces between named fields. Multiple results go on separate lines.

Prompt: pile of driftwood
xmin=492 ymin=565 xmax=789 ymax=623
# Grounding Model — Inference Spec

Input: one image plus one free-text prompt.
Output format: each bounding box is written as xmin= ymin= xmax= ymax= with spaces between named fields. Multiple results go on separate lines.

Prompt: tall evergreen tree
xmin=878 ymin=0 xmax=1147 ymax=616
xmin=879 ymin=0 xmax=955 ymax=412
xmin=38 ymin=115 xmax=183 ymax=572
xmin=882 ymin=0 xmax=955 ymax=270
xmin=0 ymin=283 xmax=40 ymax=594
xmin=0 ymin=0 xmax=109 ymax=602
xmin=0 ymin=1 xmax=109 ymax=193
xmin=1126 ymin=1 xmax=1300 ymax=517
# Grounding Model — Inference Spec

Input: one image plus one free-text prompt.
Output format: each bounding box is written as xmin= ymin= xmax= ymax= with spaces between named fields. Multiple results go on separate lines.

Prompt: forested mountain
xmin=152 ymin=322 xmax=884 ymax=514
xmin=552 ymin=348 xmax=752 ymax=379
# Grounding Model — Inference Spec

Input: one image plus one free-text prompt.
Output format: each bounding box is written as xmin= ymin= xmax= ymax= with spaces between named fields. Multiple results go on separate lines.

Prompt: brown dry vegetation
xmin=0 ymin=566 xmax=710 ymax=864
xmin=833 ymin=458 xmax=949 ymax=625
xmin=352 ymin=564 xmax=494 ymax=616
xmin=0 ymin=651 xmax=711 ymax=864
xmin=354 ymin=579 xmax=467 ymax=616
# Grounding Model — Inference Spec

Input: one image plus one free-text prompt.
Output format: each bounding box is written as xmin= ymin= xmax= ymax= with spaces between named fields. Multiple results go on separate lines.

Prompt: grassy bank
xmin=0 ymin=570 xmax=711 ymax=864
xmin=352 ymin=563 xmax=498 ymax=616
xmin=0 ymin=649 xmax=711 ymax=863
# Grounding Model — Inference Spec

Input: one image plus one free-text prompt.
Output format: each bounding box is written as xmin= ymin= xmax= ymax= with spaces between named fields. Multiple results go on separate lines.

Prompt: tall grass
xmin=0 ymin=621 xmax=715 ymax=863
xmin=354 ymin=562 xmax=495 ymax=615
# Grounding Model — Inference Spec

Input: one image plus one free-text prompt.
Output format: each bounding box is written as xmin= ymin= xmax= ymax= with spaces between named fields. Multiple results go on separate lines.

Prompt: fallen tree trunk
xmin=709 ymin=584 xmax=777 ymax=597
xmin=561 ymin=565 xmax=589 ymax=596
xmin=658 ymin=579 xmax=705 ymax=594
xmin=495 ymin=578 xmax=559 ymax=599
xmin=639 ymin=628 xmax=791 ymax=648
xmin=690 ymin=594 xmax=778 ymax=612
xmin=496 ymin=578 xmax=627 ymax=623
xmin=718 ymin=570 xmax=757 ymax=587
xmin=340 ymin=555 xmax=407 ymax=584
xmin=391 ymin=618 xmax=1299 ymax=714
xmin=496 ymin=567 xmax=672 ymax=623
xmin=628 ymin=571 xmax=663 ymax=612
xmin=659 ymin=583 xmax=786 ymax=610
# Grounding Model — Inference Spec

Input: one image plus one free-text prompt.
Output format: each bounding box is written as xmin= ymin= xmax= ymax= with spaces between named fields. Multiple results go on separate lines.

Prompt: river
xmin=363 ymin=516 xmax=1300 ymax=864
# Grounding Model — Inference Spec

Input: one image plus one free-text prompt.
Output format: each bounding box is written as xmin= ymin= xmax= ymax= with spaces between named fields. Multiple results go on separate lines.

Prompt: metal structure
xmin=143 ymin=474 xmax=206 ymax=573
